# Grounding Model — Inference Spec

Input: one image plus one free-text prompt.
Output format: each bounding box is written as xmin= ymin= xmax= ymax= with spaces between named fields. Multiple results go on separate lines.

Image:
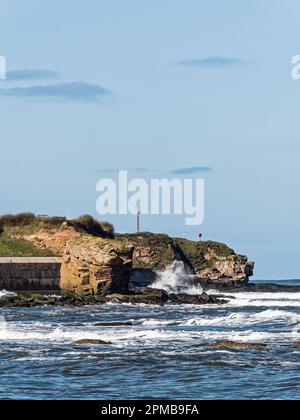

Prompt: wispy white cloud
xmin=175 ymin=56 xmax=253 ymax=68
xmin=0 ymin=82 xmax=112 ymax=102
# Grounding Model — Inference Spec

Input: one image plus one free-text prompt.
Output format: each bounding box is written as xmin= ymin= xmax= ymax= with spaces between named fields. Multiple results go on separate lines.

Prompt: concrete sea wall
xmin=0 ymin=258 xmax=61 ymax=291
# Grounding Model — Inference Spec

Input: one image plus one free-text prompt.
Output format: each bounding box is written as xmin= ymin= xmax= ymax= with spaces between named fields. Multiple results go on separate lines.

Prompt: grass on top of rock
xmin=0 ymin=213 xmax=115 ymax=239
xmin=0 ymin=213 xmax=115 ymax=257
xmin=0 ymin=213 xmax=67 ymax=236
xmin=0 ymin=232 xmax=55 ymax=257
xmin=173 ymin=238 xmax=235 ymax=271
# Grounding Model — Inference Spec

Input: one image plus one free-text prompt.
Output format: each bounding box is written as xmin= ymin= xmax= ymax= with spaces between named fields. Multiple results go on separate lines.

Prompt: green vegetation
xmin=174 ymin=238 xmax=235 ymax=271
xmin=175 ymin=238 xmax=234 ymax=257
xmin=0 ymin=213 xmax=67 ymax=237
xmin=0 ymin=212 xmax=116 ymax=257
xmin=0 ymin=233 xmax=55 ymax=257
xmin=0 ymin=213 xmax=115 ymax=239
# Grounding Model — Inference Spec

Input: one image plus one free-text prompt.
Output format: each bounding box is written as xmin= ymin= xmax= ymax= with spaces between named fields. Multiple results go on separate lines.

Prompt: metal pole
xmin=137 ymin=210 xmax=141 ymax=233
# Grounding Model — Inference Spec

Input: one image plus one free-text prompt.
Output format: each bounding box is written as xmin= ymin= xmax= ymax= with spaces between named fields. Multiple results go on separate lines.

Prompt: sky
xmin=0 ymin=0 xmax=299 ymax=279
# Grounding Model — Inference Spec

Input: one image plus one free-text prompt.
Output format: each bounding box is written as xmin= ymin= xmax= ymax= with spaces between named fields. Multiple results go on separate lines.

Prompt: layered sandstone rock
xmin=195 ymin=251 xmax=254 ymax=286
xmin=60 ymin=236 xmax=133 ymax=296
xmin=174 ymin=238 xmax=254 ymax=287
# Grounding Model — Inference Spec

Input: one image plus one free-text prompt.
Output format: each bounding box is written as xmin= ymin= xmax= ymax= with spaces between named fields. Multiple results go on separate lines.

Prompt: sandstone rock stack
xmin=60 ymin=236 xmax=133 ymax=296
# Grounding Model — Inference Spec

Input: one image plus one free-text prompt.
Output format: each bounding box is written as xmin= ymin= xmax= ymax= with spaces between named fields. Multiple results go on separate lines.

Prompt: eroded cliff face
xmin=174 ymin=239 xmax=254 ymax=287
xmin=195 ymin=251 xmax=254 ymax=286
xmin=60 ymin=236 xmax=133 ymax=296
xmin=115 ymin=232 xmax=194 ymax=287
xmin=116 ymin=233 xmax=254 ymax=289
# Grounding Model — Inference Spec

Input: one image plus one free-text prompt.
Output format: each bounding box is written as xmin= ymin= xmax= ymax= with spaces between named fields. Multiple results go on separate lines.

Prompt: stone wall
xmin=0 ymin=258 xmax=61 ymax=291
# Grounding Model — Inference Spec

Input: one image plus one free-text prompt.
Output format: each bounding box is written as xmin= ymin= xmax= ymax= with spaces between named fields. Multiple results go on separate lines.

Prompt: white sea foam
xmin=1 ymin=275 xmax=300 ymax=349
xmin=140 ymin=309 xmax=300 ymax=329
xmin=0 ymin=289 xmax=16 ymax=299
xmin=151 ymin=261 xmax=203 ymax=295
xmin=149 ymin=263 xmax=300 ymax=312
xmin=1 ymin=319 xmax=300 ymax=346
xmin=218 ymin=291 xmax=300 ymax=308
xmin=140 ymin=319 xmax=178 ymax=327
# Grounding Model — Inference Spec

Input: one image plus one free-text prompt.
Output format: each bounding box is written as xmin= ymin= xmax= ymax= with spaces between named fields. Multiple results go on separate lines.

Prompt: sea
xmin=1 ymin=265 xmax=300 ymax=400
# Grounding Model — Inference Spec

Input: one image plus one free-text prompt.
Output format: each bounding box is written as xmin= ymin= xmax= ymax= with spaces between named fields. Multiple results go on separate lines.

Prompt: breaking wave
xmin=218 ymin=291 xmax=300 ymax=308
xmin=151 ymin=261 xmax=203 ymax=295
xmin=0 ymin=289 xmax=17 ymax=299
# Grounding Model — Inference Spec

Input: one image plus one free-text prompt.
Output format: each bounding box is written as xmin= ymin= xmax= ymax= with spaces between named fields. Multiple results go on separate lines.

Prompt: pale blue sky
xmin=0 ymin=0 xmax=299 ymax=278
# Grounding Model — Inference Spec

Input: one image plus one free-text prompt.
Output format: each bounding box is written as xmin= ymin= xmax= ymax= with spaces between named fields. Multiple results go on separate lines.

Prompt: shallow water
xmin=1 ymin=281 xmax=300 ymax=400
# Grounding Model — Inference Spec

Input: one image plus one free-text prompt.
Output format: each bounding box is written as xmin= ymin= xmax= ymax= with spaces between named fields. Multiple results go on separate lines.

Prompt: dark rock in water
xmin=72 ymin=339 xmax=111 ymax=345
xmin=200 ymin=292 xmax=211 ymax=303
xmin=133 ymin=287 xmax=170 ymax=298
xmin=128 ymin=288 xmax=227 ymax=305
xmin=169 ymin=292 xmax=227 ymax=305
xmin=94 ymin=321 xmax=133 ymax=327
xmin=209 ymin=341 xmax=268 ymax=350
xmin=0 ymin=288 xmax=227 ymax=307
xmin=221 ymin=283 xmax=300 ymax=293
xmin=105 ymin=291 xmax=170 ymax=305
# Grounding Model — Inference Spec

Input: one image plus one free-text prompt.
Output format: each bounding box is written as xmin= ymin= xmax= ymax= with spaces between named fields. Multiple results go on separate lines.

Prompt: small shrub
xmin=0 ymin=213 xmax=36 ymax=227
xmin=69 ymin=215 xmax=114 ymax=239
xmin=99 ymin=221 xmax=115 ymax=238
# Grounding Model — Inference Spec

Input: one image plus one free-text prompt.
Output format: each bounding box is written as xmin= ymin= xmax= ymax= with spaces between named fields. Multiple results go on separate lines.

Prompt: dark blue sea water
xmin=1 ymin=280 xmax=300 ymax=400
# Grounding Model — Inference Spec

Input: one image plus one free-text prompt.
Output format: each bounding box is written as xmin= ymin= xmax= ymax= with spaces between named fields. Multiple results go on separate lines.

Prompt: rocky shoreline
xmin=0 ymin=288 xmax=228 ymax=308
xmin=2 ymin=281 xmax=300 ymax=309
xmin=1 ymin=213 xmax=298 ymax=308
